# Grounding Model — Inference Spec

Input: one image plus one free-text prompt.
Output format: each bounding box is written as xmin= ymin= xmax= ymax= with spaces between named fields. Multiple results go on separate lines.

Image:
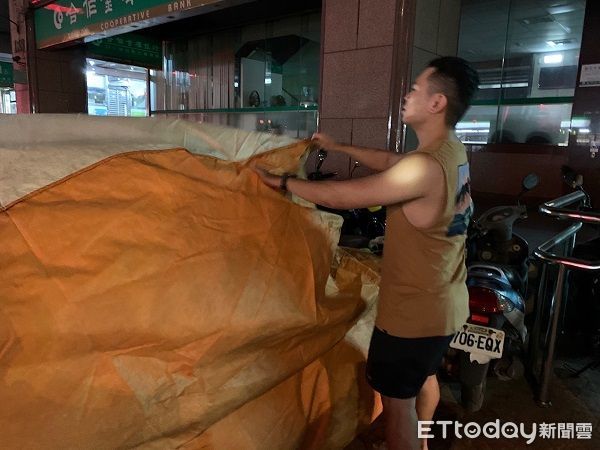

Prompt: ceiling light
xmin=544 ymin=53 xmax=563 ymax=64
xmin=547 ymin=5 xmax=576 ymax=15
xmin=571 ymin=118 xmax=590 ymax=127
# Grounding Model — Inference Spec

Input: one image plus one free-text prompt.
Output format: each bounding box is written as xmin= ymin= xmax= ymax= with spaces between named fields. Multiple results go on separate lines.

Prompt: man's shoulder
xmin=394 ymin=151 xmax=443 ymax=176
xmin=405 ymin=149 xmax=446 ymax=167
xmin=430 ymin=140 xmax=468 ymax=166
xmin=439 ymin=139 xmax=466 ymax=151
xmin=415 ymin=138 xmax=465 ymax=155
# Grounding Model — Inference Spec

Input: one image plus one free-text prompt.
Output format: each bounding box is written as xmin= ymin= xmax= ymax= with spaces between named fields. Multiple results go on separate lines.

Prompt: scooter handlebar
xmin=475 ymin=205 xmax=527 ymax=241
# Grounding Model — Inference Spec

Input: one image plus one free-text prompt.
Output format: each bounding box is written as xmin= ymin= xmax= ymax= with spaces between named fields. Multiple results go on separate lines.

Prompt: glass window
xmin=151 ymin=11 xmax=321 ymax=139
xmin=457 ymin=0 xmax=587 ymax=146
xmin=0 ymin=59 xmax=16 ymax=114
xmin=86 ymin=58 xmax=149 ymax=117
xmin=0 ymin=88 xmax=17 ymax=114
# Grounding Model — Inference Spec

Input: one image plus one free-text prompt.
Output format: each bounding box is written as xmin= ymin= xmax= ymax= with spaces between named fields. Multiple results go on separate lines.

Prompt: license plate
xmin=450 ymin=324 xmax=505 ymax=359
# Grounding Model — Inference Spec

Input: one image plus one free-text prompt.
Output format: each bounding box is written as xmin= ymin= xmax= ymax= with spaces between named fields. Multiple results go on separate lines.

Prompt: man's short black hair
xmin=426 ymin=57 xmax=479 ymax=127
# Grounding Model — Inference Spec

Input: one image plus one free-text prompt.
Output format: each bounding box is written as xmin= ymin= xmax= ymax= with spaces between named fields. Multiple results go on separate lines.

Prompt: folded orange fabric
xmin=0 ymin=142 xmax=379 ymax=448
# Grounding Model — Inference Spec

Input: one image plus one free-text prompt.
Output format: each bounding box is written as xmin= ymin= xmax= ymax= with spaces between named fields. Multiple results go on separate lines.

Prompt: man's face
xmin=401 ymin=67 xmax=437 ymax=126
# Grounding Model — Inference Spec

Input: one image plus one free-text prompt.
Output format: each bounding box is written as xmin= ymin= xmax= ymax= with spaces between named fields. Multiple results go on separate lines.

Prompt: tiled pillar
xmin=411 ymin=0 xmax=460 ymax=78
xmin=8 ymin=0 xmax=30 ymax=113
xmin=28 ymin=45 xmax=87 ymax=113
xmin=8 ymin=0 xmax=87 ymax=113
xmin=314 ymin=0 xmax=414 ymax=179
xmin=404 ymin=0 xmax=461 ymax=151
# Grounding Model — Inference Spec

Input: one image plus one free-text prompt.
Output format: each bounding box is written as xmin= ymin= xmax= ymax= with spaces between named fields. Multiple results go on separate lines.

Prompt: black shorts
xmin=366 ymin=327 xmax=453 ymax=399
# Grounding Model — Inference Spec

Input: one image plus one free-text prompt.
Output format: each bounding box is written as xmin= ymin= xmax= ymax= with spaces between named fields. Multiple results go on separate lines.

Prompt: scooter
xmin=448 ymin=173 xmax=539 ymax=412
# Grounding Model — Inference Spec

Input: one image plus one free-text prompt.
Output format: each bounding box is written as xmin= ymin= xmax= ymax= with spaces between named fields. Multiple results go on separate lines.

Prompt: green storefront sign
xmin=88 ymin=34 xmax=162 ymax=69
xmin=0 ymin=62 xmax=14 ymax=88
xmin=34 ymin=0 xmax=232 ymax=49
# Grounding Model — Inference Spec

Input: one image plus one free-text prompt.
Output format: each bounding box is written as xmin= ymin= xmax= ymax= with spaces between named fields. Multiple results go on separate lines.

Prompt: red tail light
xmin=470 ymin=313 xmax=490 ymax=325
xmin=468 ymin=286 xmax=501 ymax=314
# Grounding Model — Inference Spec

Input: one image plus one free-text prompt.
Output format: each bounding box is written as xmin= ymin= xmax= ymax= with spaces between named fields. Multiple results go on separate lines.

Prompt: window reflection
xmin=0 ymin=88 xmax=16 ymax=114
xmin=457 ymin=0 xmax=587 ymax=145
xmin=151 ymin=11 xmax=320 ymax=138
xmin=86 ymin=58 xmax=149 ymax=117
xmin=0 ymin=60 xmax=16 ymax=114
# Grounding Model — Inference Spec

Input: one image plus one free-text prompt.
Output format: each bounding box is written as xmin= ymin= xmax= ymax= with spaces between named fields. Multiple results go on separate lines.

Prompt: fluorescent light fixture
xmin=547 ymin=5 xmax=576 ymax=15
xmin=478 ymin=82 xmax=529 ymax=89
xmin=572 ymin=118 xmax=591 ymax=128
xmin=456 ymin=121 xmax=490 ymax=130
xmin=543 ymin=53 xmax=563 ymax=64
xmin=562 ymin=119 xmax=592 ymax=130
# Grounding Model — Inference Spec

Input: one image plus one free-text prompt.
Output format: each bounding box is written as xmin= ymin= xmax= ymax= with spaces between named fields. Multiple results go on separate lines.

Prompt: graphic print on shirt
xmin=447 ymin=162 xmax=473 ymax=237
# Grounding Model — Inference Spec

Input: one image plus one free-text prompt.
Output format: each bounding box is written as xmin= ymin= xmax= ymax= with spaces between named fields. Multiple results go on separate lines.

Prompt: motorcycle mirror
xmin=522 ymin=173 xmax=539 ymax=192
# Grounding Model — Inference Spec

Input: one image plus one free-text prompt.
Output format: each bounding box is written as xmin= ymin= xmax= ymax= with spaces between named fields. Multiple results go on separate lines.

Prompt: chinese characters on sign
xmin=35 ymin=0 xmax=222 ymax=49
xmin=52 ymin=0 xmax=138 ymax=31
xmin=88 ymin=35 xmax=162 ymax=69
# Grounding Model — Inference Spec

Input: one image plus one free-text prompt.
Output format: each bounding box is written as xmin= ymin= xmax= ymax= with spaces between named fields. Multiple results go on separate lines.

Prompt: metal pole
xmin=559 ymin=234 xmax=578 ymax=332
xmin=146 ymin=68 xmax=151 ymax=117
xmin=567 ymin=232 xmax=577 ymax=255
xmin=537 ymin=264 xmax=568 ymax=406
xmin=528 ymin=261 xmax=548 ymax=380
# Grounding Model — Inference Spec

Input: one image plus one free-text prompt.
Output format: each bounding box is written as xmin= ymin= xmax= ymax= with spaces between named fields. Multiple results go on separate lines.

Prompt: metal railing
xmin=529 ymin=190 xmax=600 ymax=406
xmin=539 ymin=190 xmax=600 ymax=224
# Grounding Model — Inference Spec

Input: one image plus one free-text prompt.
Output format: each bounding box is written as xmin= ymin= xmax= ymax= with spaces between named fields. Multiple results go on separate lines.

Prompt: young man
xmin=256 ymin=57 xmax=479 ymax=450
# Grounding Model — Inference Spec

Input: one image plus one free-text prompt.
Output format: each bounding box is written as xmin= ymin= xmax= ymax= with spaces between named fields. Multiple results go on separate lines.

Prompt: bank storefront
xmin=32 ymin=0 xmax=321 ymax=139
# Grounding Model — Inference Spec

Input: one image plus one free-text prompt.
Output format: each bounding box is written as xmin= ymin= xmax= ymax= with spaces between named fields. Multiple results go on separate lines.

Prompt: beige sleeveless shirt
xmin=375 ymin=140 xmax=472 ymax=338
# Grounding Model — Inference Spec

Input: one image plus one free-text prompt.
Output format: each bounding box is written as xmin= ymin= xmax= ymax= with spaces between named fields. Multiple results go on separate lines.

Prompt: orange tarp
xmin=0 ymin=123 xmax=381 ymax=449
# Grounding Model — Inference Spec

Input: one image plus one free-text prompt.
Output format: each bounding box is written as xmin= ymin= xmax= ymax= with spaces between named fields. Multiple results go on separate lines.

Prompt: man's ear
xmin=428 ymin=94 xmax=448 ymax=114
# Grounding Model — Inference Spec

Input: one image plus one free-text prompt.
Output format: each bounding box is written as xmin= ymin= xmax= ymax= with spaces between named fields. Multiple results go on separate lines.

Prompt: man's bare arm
xmin=256 ymin=153 xmax=443 ymax=210
xmin=312 ymin=133 xmax=404 ymax=172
